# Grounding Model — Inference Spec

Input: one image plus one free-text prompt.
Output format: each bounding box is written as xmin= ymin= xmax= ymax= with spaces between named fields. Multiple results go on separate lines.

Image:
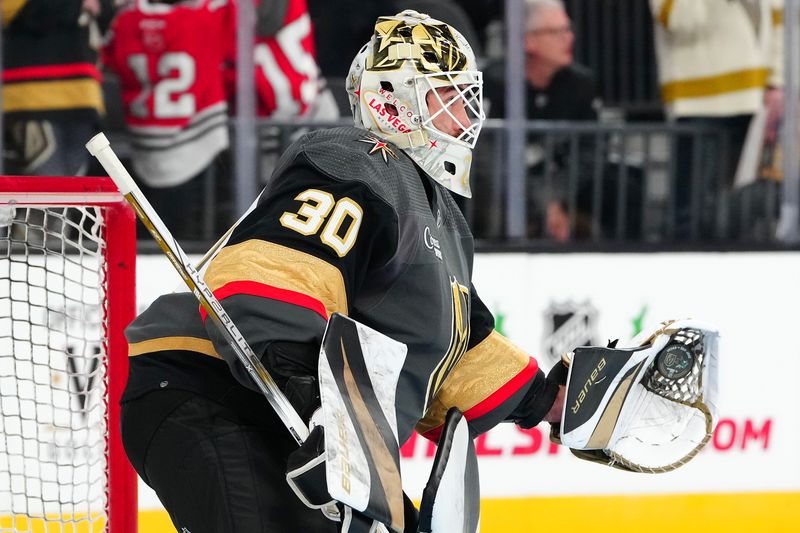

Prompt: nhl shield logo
xmin=541 ymin=301 xmax=599 ymax=367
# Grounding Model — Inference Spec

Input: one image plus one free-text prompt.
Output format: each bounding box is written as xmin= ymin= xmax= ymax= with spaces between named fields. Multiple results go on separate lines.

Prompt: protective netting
xmin=1 ymin=207 xmax=110 ymax=532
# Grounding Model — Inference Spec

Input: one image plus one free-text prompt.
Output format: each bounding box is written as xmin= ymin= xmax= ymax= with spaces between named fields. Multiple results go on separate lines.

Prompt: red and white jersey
xmin=227 ymin=0 xmax=322 ymax=118
xmin=254 ymin=0 xmax=320 ymax=118
xmin=103 ymin=0 xmax=235 ymax=186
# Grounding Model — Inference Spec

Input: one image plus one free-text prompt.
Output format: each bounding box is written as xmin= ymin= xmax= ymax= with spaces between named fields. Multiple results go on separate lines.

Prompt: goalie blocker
xmin=552 ymin=319 xmax=719 ymax=473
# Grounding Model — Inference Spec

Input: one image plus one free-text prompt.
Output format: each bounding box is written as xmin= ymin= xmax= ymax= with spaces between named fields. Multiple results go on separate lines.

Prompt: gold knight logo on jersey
xmin=424 ymin=276 xmax=470 ymax=410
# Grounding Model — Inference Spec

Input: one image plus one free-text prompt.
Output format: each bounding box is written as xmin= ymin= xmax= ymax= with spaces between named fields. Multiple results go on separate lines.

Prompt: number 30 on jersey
xmin=280 ymin=189 xmax=363 ymax=257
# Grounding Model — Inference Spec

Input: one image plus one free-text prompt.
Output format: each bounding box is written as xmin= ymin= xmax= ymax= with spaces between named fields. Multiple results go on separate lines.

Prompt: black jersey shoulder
xmin=271 ymin=126 xmax=431 ymax=216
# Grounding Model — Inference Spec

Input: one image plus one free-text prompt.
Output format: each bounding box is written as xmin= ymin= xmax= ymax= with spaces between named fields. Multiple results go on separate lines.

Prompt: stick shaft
xmin=86 ymin=133 xmax=308 ymax=444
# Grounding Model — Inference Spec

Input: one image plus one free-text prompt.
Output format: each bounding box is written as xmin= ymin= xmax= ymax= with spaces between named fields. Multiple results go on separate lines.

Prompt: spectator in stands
xmin=2 ymin=0 xmax=114 ymax=176
xmin=487 ymin=0 xmax=597 ymax=121
xmin=230 ymin=0 xmax=337 ymax=188
xmin=650 ymin=0 xmax=784 ymax=240
xmin=246 ymin=0 xmax=337 ymax=121
xmin=482 ymin=0 xmax=602 ymax=241
xmin=103 ymin=0 xmax=235 ymax=241
xmin=105 ymin=0 xmax=337 ymax=241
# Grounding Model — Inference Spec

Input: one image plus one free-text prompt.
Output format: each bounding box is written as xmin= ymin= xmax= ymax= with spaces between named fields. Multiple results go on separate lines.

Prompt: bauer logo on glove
xmin=556 ymin=319 xmax=719 ymax=473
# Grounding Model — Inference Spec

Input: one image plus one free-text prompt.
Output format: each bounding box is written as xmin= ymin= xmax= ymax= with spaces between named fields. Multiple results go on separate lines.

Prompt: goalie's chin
xmin=557 ymin=319 xmax=719 ymax=473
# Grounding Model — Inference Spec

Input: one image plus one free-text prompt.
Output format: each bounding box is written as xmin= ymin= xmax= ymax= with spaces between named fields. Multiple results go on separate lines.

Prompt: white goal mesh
xmin=0 ymin=178 xmax=136 ymax=533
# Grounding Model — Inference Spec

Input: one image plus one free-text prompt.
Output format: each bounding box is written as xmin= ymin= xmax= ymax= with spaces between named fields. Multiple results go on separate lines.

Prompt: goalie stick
xmin=86 ymin=133 xmax=309 ymax=446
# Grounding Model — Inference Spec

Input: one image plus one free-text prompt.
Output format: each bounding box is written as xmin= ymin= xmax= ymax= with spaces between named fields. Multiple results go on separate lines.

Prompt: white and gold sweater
xmin=650 ymin=0 xmax=784 ymax=117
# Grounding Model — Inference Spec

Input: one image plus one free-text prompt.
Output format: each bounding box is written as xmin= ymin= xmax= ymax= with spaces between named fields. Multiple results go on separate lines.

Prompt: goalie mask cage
xmin=0 ymin=177 xmax=137 ymax=533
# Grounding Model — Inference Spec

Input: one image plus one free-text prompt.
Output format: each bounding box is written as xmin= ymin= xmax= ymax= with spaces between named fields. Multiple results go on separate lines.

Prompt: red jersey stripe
xmin=3 ymin=63 xmax=102 ymax=83
xmin=199 ymin=280 xmax=329 ymax=322
xmin=422 ymin=357 xmax=539 ymax=442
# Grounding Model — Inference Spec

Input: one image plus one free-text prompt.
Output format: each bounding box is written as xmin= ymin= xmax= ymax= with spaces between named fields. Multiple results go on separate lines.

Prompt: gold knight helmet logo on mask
xmin=368 ymin=19 xmax=468 ymax=74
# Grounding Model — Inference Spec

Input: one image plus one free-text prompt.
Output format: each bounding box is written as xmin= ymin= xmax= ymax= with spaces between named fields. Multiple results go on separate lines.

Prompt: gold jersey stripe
xmin=773 ymin=8 xmax=783 ymax=25
xmin=128 ymin=336 xmax=221 ymax=359
xmin=204 ymin=239 xmax=348 ymax=317
xmin=657 ymin=0 xmax=675 ymax=27
xmin=660 ymin=68 xmax=770 ymax=102
xmin=3 ymin=78 xmax=105 ymax=114
xmin=416 ymin=330 xmax=530 ymax=435
xmin=2 ymin=0 xmax=27 ymax=26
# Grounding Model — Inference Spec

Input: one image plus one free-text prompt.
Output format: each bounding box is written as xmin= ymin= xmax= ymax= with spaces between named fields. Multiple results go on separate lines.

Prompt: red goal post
xmin=0 ymin=176 xmax=137 ymax=532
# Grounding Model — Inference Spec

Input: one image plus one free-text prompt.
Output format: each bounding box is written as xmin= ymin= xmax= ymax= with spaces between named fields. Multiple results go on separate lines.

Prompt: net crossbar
xmin=0 ymin=177 xmax=137 ymax=533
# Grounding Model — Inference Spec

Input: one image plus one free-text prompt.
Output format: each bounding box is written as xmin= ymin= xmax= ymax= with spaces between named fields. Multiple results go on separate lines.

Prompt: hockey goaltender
xmin=111 ymin=8 xmax=719 ymax=533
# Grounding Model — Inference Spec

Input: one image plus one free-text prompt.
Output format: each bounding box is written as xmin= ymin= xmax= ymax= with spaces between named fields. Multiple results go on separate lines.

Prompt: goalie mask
xmin=555 ymin=319 xmax=720 ymax=473
xmin=346 ymin=10 xmax=485 ymax=197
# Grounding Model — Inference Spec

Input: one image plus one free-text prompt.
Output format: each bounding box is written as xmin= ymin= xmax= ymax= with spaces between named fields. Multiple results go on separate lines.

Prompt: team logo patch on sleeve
xmin=358 ymin=136 xmax=398 ymax=162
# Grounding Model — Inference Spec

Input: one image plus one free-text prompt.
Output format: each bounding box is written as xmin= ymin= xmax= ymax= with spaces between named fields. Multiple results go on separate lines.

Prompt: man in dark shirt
xmin=485 ymin=0 xmax=597 ymax=121
xmin=483 ymin=0 xmax=601 ymax=240
xmin=484 ymin=62 xmax=597 ymax=120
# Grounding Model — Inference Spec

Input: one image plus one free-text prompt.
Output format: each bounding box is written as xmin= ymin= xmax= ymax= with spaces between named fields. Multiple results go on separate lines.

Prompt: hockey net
xmin=0 ymin=177 xmax=137 ymax=533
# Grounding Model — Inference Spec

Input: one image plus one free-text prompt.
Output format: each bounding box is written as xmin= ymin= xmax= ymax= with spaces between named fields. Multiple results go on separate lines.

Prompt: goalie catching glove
xmin=550 ymin=319 xmax=719 ymax=473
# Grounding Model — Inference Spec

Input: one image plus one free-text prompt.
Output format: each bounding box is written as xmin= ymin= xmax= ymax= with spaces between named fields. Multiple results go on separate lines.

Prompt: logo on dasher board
xmin=541 ymin=301 xmax=599 ymax=368
xmin=424 ymin=226 xmax=442 ymax=260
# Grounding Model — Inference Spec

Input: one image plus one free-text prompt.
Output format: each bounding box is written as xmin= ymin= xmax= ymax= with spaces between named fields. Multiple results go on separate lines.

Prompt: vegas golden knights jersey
xmin=126 ymin=127 xmax=544 ymax=442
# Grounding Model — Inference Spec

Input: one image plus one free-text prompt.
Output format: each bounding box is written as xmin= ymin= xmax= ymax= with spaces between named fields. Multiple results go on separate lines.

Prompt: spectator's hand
xmin=764 ymin=87 xmax=784 ymax=143
xmin=82 ymin=0 xmax=101 ymax=18
xmin=546 ymin=201 xmax=570 ymax=242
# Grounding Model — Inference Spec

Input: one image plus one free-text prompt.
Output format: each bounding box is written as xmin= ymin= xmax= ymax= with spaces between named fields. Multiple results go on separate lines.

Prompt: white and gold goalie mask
xmin=346 ymin=10 xmax=485 ymax=197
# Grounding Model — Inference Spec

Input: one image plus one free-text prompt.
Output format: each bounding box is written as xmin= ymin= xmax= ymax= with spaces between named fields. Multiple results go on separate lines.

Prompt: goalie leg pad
xmin=418 ymin=408 xmax=480 ymax=533
xmin=318 ymin=313 xmax=409 ymax=532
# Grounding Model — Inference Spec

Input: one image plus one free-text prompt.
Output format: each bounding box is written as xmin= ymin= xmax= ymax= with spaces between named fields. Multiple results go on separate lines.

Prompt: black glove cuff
xmin=510 ymin=358 xmax=569 ymax=429
xmin=547 ymin=357 xmax=569 ymax=386
xmin=516 ymin=372 xmax=560 ymax=429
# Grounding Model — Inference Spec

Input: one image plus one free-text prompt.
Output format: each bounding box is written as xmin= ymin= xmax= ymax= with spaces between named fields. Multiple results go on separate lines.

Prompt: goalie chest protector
xmin=286 ymin=127 xmax=482 ymax=442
